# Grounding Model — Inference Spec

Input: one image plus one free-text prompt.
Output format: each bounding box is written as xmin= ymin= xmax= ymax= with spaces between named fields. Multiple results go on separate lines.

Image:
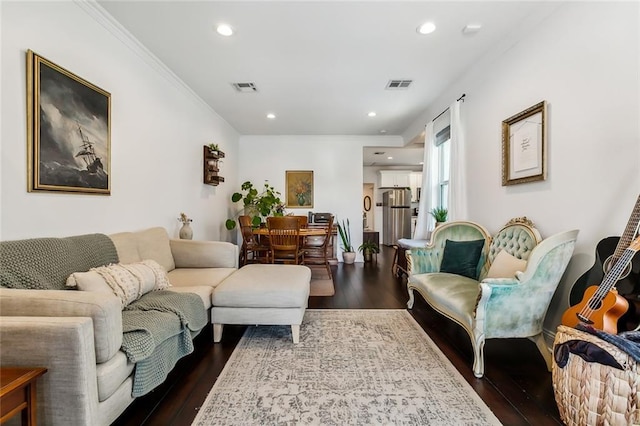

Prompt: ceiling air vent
xmin=231 ymin=82 xmax=258 ymax=93
xmin=386 ymin=79 xmax=413 ymax=90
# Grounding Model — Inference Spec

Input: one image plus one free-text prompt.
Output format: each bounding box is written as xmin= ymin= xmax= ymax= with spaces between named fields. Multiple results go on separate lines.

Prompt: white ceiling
xmin=98 ymin=0 xmax=554 ymax=140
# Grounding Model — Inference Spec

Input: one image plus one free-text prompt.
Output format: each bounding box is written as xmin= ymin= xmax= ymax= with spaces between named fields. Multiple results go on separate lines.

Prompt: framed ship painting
xmin=285 ymin=170 xmax=314 ymax=208
xmin=27 ymin=50 xmax=111 ymax=194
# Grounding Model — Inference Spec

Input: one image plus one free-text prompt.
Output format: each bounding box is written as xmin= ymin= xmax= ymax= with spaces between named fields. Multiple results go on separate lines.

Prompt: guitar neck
xmin=595 ymin=247 xmax=639 ymax=299
xmin=612 ymin=195 xmax=640 ymax=260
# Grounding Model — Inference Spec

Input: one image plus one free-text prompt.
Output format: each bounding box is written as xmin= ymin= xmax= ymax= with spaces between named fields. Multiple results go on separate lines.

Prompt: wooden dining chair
xmin=302 ymin=215 xmax=334 ymax=279
xmin=267 ymin=216 xmax=304 ymax=265
xmin=238 ymin=215 xmax=270 ymax=266
xmin=294 ymin=215 xmax=308 ymax=229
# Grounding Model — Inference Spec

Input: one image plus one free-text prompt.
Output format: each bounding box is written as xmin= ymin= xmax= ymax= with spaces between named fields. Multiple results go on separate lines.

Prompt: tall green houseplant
xmin=225 ymin=181 xmax=285 ymax=230
xmin=337 ymin=219 xmax=354 ymax=252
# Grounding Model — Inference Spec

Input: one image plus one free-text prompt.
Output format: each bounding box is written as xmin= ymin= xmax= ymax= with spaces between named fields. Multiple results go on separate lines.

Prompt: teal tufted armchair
xmin=407 ymin=218 xmax=579 ymax=378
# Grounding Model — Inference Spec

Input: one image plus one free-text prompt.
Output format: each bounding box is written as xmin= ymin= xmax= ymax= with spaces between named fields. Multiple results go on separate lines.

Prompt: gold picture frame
xmin=27 ymin=50 xmax=111 ymax=194
xmin=502 ymin=101 xmax=546 ymax=186
xmin=285 ymin=170 xmax=314 ymax=208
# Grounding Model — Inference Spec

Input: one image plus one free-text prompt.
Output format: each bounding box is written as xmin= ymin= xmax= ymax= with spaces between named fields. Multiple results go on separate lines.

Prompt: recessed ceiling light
xmin=387 ymin=156 xmax=393 ymax=160
xmin=266 ymin=113 xmax=276 ymax=119
xmin=379 ymin=130 xmax=387 ymax=134
xmin=417 ymin=22 xmax=436 ymax=35
xmin=463 ymin=23 xmax=483 ymax=34
xmin=216 ymin=24 xmax=234 ymax=36
xmin=368 ymin=112 xmax=377 ymax=117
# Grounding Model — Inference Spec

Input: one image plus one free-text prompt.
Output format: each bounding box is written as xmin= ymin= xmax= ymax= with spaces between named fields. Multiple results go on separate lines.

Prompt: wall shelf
xmin=203 ymin=145 xmax=225 ymax=186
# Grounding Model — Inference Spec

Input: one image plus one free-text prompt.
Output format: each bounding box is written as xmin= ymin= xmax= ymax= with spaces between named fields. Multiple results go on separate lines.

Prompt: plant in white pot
xmin=337 ymin=219 xmax=356 ymax=264
xmin=430 ymin=207 xmax=448 ymax=227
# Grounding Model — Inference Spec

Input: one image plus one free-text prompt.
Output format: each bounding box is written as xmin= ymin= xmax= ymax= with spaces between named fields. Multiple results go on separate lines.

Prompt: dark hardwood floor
xmin=113 ymin=246 xmax=562 ymax=425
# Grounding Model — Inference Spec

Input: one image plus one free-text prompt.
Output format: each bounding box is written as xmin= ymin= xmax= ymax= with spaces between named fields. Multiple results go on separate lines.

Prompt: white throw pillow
xmin=486 ymin=250 xmax=527 ymax=279
xmin=66 ymin=259 xmax=171 ymax=308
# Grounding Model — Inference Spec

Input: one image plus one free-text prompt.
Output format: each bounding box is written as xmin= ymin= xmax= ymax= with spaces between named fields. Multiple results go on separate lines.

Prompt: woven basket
xmin=552 ymin=325 xmax=640 ymax=425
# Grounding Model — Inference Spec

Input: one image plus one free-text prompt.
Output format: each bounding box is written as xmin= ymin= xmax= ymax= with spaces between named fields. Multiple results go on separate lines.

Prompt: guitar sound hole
xmin=604 ymin=255 xmax=632 ymax=280
xmin=577 ymin=313 xmax=594 ymax=324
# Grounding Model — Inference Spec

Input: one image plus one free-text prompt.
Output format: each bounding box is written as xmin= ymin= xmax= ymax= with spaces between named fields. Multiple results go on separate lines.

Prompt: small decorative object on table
xmin=178 ymin=212 xmax=193 ymax=240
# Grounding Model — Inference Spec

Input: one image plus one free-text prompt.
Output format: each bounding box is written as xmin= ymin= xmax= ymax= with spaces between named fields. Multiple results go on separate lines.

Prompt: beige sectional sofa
xmin=0 ymin=227 xmax=239 ymax=426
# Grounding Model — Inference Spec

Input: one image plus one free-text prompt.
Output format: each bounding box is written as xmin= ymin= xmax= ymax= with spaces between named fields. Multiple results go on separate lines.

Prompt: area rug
xmin=192 ymin=309 xmax=501 ymax=425
xmin=309 ymin=277 xmax=335 ymax=296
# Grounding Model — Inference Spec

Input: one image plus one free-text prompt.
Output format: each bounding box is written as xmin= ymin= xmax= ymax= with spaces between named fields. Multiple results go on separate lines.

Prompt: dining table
xmin=252 ymin=227 xmax=329 ymax=237
xmin=252 ymin=224 xmax=338 ymax=265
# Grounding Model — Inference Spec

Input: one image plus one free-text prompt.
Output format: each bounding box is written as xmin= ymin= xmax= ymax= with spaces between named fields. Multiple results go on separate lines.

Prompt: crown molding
xmin=73 ymin=0 xmax=217 ymax=116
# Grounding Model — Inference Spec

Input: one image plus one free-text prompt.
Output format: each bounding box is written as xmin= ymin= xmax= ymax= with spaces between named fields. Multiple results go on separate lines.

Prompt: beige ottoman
xmin=211 ymin=264 xmax=311 ymax=343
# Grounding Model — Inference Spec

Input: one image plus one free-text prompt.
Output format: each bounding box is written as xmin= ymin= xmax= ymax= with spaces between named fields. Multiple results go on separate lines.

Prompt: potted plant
xmin=225 ymin=180 xmax=285 ymax=230
xmin=336 ymin=219 xmax=356 ymax=264
xmin=358 ymin=241 xmax=380 ymax=262
xmin=430 ymin=207 xmax=448 ymax=227
xmin=207 ymin=143 xmax=220 ymax=155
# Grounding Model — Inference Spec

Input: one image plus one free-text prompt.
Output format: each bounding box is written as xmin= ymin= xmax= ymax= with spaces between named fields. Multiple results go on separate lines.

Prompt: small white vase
xmin=342 ymin=251 xmax=356 ymax=264
xmin=179 ymin=223 xmax=193 ymax=240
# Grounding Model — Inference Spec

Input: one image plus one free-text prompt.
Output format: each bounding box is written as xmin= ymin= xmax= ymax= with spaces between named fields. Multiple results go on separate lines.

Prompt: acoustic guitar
xmin=562 ymin=235 xmax=640 ymax=334
xmin=568 ymin=195 xmax=640 ymax=306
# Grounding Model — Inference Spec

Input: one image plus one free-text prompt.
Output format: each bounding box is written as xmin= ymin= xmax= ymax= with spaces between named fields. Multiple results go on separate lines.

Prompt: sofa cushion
xmin=66 ymin=260 xmax=171 ymax=308
xmin=96 ymin=351 xmax=134 ymax=402
xmin=440 ymin=239 xmax=485 ymax=279
xmin=212 ymin=264 xmax=311 ymax=308
xmin=110 ymin=227 xmax=175 ymax=272
xmin=167 ymin=267 xmax=236 ymax=289
xmin=168 ymin=285 xmax=213 ymax=309
xmin=410 ymin=273 xmax=481 ymax=327
xmin=486 ymin=250 xmax=527 ymax=279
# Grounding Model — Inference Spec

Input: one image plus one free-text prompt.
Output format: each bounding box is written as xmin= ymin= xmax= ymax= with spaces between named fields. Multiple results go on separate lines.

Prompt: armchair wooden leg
xmin=472 ymin=334 xmax=486 ymax=378
xmin=407 ymin=287 xmax=415 ymax=309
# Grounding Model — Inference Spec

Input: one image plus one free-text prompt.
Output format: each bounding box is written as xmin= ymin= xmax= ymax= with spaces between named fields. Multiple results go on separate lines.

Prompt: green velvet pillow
xmin=439 ymin=239 xmax=485 ymax=279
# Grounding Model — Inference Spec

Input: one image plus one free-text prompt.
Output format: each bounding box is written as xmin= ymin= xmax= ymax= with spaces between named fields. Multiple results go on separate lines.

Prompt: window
xmin=435 ymin=126 xmax=450 ymax=210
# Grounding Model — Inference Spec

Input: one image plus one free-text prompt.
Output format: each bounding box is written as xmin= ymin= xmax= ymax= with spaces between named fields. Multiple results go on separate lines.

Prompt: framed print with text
xmin=502 ymin=101 xmax=546 ymax=186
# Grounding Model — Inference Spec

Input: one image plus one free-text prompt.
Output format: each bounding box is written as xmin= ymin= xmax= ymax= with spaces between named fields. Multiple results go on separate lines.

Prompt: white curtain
xmin=448 ymin=100 xmax=467 ymax=221
xmin=414 ymin=122 xmax=437 ymax=240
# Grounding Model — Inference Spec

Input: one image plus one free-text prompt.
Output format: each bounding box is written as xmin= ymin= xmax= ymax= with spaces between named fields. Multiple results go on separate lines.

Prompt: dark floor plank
xmin=113 ymin=245 xmax=561 ymax=425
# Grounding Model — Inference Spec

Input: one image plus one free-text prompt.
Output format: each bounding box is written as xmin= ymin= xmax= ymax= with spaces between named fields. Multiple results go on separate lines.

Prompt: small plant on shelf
xmin=207 ymin=143 xmax=220 ymax=154
xmin=429 ymin=207 xmax=448 ymax=224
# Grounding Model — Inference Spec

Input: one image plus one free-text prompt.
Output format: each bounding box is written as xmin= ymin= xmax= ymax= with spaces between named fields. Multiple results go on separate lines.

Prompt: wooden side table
xmin=0 ymin=367 xmax=47 ymax=425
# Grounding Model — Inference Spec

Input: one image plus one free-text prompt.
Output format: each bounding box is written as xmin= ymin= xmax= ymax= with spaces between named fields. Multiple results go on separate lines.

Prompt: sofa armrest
xmin=170 ymin=239 xmax=239 ymax=269
xmin=0 ymin=288 xmax=122 ymax=363
xmin=0 ymin=317 xmax=102 ymax=426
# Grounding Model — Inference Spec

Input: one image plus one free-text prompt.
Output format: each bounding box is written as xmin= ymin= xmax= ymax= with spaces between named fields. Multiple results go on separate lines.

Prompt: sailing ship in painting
xmin=75 ymin=123 xmax=104 ymax=174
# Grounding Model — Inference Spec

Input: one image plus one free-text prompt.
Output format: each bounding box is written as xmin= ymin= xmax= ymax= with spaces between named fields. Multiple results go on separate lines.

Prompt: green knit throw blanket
xmin=0 ymin=233 xmax=119 ymax=290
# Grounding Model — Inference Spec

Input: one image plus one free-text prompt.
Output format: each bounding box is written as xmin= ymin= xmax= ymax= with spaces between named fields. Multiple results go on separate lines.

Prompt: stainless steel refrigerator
xmin=382 ymin=188 xmax=411 ymax=245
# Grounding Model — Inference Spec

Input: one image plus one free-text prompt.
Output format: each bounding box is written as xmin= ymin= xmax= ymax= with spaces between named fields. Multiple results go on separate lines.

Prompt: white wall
xmin=404 ymin=2 xmax=640 ymax=335
xmin=1 ymin=1 xmax=240 ymax=241
xmin=238 ymin=135 xmax=402 ymax=260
